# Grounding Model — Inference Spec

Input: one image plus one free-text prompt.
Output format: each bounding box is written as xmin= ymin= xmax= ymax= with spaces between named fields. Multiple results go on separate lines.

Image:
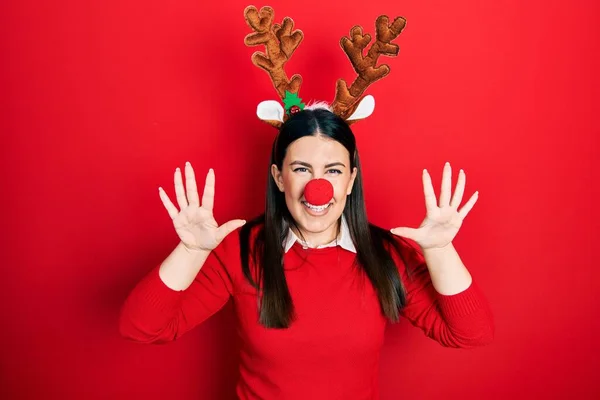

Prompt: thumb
xmin=216 ymin=219 xmax=247 ymax=243
xmin=390 ymin=227 xmax=418 ymax=240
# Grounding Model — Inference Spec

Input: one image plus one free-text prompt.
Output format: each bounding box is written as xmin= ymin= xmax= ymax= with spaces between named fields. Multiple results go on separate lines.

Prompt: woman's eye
xmin=292 ymin=168 xmax=341 ymax=174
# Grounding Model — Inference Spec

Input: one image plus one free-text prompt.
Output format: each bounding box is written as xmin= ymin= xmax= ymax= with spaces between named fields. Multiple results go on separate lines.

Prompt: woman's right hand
xmin=158 ymin=161 xmax=246 ymax=252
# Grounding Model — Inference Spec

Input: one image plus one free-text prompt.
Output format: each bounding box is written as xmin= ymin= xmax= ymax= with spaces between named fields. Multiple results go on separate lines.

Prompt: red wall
xmin=2 ymin=0 xmax=598 ymax=398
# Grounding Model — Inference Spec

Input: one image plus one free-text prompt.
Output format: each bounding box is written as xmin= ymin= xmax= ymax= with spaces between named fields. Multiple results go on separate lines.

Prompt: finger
xmin=458 ymin=191 xmax=479 ymax=219
xmin=158 ymin=187 xmax=179 ymax=219
xmin=439 ymin=162 xmax=452 ymax=207
xmin=390 ymin=227 xmax=419 ymax=241
xmin=450 ymin=169 xmax=466 ymax=208
xmin=215 ymin=219 xmax=247 ymax=243
xmin=174 ymin=167 xmax=189 ymax=210
xmin=201 ymin=168 xmax=215 ymax=212
xmin=185 ymin=161 xmax=200 ymax=207
xmin=422 ymin=169 xmax=437 ymax=214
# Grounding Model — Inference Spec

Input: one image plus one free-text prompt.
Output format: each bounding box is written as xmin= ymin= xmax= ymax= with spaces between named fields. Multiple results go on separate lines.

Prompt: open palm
xmin=158 ymin=162 xmax=245 ymax=252
xmin=391 ymin=162 xmax=478 ymax=249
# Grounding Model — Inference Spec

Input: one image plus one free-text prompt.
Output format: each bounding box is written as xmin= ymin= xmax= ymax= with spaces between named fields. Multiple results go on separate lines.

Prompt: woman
xmin=119 ymin=107 xmax=494 ymax=399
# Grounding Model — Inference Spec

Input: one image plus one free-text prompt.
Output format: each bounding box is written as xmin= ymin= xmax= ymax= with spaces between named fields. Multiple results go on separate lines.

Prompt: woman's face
xmin=271 ymin=134 xmax=358 ymax=241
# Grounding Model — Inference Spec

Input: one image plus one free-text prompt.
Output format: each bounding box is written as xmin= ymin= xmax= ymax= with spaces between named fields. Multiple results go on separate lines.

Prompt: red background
xmin=1 ymin=0 xmax=598 ymax=398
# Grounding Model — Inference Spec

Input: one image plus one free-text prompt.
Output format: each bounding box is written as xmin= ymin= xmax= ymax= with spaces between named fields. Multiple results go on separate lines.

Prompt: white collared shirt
xmin=283 ymin=215 xmax=357 ymax=253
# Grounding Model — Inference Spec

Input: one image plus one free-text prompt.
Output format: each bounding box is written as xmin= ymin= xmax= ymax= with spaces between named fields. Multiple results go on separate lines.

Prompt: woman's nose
xmin=304 ymin=178 xmax=333 ymax=206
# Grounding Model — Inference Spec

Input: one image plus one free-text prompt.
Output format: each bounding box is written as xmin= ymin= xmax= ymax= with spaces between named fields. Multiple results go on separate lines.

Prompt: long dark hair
xmin=240 ymin=108 xmax=413 ymax=328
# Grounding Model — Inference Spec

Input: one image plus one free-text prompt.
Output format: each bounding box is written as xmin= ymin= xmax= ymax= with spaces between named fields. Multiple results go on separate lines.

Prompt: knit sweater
xmin=119 ymin=225 xmax=494 ymax=399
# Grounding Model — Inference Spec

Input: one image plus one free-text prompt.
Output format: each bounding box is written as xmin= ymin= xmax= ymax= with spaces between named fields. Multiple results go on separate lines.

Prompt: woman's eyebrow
xmin=290 ymin=161 xmax=346 ymax=168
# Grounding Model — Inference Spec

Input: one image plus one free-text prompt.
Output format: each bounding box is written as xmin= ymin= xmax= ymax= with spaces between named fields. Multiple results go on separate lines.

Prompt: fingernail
xmin=186 ymin=161 xmax=190 ymax=166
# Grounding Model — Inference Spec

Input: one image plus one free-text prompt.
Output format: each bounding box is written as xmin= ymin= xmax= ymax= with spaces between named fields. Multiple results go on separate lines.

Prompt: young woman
xmin=119 ymin=107 xmax=494 ymax=399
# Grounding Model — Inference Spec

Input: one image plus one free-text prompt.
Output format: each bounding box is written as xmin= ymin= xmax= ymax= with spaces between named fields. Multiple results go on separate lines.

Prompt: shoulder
xmin=239 ymin=214 xmax=265 ymax=249
xmin=215 ymin=215 xmax=265 ymax=252
xmin=207 ymin=218 xmax=264 ymax=286
xmin=368 ymin=223 xmax=414 ymax=254
xmin=368 ymin=222 xmax=425 ymax=274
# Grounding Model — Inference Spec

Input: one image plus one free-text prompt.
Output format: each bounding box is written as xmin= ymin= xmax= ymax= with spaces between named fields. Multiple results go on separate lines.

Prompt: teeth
xmin=303 ymin=202 xmax=330 ymax=212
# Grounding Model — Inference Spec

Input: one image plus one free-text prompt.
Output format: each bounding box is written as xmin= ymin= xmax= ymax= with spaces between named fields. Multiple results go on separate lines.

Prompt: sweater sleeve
xmin=118 ymin=231 xmax=240 ymax=344
xmin=395 ymin=241 xmax=495 ymax=348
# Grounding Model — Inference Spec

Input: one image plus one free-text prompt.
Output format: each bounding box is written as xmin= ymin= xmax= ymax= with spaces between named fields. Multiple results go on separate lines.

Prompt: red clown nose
xmin=303 ymin=179 xmax=334 ymax=206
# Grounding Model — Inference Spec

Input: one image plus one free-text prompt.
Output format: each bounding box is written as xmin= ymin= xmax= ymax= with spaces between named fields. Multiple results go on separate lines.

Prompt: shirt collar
xmin=283 ymin=215 xmax=356 ymax=253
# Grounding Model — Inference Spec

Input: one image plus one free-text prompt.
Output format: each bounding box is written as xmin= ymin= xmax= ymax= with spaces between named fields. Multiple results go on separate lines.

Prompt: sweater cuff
xmin=134 ymin=264 xmax=183 ymax=317
xmin=436 ymin=280 xmax=487 ymax=320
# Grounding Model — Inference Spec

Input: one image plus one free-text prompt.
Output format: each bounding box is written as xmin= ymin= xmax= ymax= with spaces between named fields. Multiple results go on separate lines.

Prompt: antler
xmin=244 ymin=5 xmax=304 ymax=101
xmin=332 ymin=15 xmax=406 ymax=119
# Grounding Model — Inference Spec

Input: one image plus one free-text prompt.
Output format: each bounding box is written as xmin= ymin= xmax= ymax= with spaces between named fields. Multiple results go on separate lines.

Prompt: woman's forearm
xmin=421 ymin=243 xmax=473 ymax=295
xmin=158 ymin=242 xmax=211 ymax=291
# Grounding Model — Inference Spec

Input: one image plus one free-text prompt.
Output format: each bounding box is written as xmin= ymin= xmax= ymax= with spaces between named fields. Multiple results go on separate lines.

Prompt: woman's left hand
xmin=391 ymin=162 xmax=479 ymax=250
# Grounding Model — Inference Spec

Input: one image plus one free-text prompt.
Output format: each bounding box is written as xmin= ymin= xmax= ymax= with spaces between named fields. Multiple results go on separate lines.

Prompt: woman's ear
xmin=347 ymin=167 xmax=358 ymax=195
xmin=271 ymin=164 xmax=285 ymax=192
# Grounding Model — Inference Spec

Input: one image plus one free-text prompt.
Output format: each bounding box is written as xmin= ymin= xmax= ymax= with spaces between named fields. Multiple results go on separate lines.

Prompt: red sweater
xmin=119 ymin=226 xmax=494 ymax=399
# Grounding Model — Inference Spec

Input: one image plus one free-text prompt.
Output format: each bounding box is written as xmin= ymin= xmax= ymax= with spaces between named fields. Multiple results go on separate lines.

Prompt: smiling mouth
xmin=301 ymin=201 xmax=332 ymax=212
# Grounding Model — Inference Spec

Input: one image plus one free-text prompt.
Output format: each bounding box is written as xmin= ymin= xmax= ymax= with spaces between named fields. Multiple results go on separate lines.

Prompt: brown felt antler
xmin=332 ymin=15 xmax=406 ymax=120
xmin=244 ymin=5 xmax=303 ymax=102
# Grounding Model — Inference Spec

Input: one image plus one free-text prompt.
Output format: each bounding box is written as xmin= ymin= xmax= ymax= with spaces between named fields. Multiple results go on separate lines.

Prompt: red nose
xmin=304 ymin=179 xmax=334 ymax=206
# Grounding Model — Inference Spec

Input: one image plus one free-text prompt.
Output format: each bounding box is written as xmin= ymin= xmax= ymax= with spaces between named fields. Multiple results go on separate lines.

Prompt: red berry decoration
xmin=290 ymin=105 xmax=300 ymax=114
xmin=304 ymin=179 xmax=334 ymax=206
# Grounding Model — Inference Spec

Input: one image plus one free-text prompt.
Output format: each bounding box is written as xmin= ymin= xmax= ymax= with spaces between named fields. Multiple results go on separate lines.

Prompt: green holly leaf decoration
xmin=283 ymin=91 xmax=305 ymax=115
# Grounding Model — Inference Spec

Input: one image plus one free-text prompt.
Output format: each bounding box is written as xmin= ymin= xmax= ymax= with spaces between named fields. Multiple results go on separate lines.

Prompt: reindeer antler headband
xmin=243 ymin=5 xmax=406 ymax=128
